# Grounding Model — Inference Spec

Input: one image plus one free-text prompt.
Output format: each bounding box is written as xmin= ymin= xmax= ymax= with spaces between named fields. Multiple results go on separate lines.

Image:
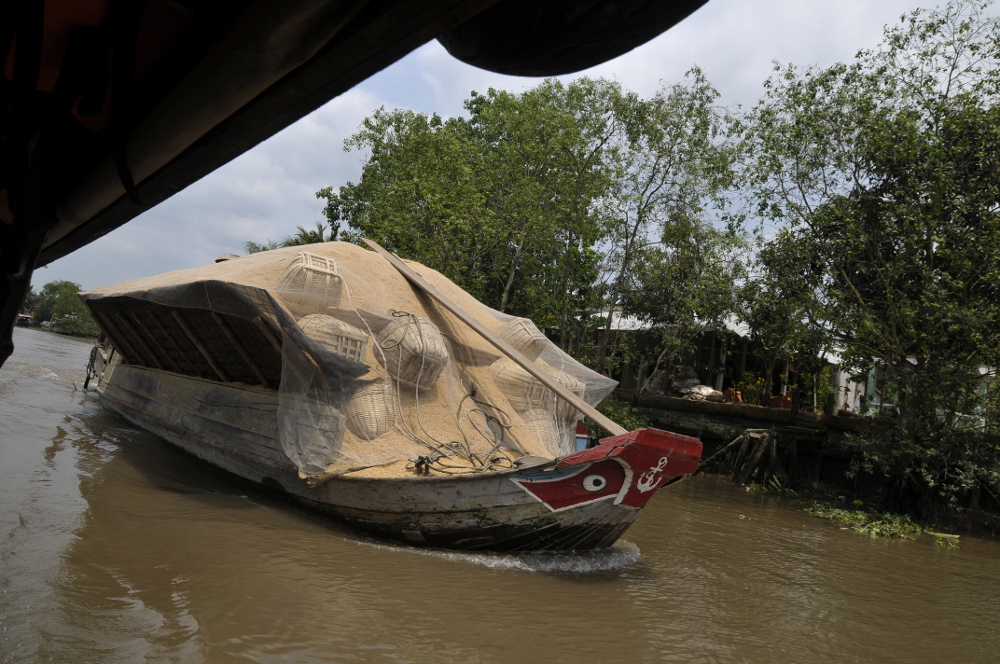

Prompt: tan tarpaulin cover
xmin=81 ymin=242 xmax=617 ymax=479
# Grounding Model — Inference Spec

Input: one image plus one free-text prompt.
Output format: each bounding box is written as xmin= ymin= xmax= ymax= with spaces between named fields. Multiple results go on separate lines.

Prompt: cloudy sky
xmin=40 ymin=0 xmax=959 ymax=291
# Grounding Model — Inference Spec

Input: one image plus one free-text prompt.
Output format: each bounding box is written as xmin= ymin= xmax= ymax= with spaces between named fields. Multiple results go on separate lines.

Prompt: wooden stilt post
xmin=737 ymin=433 xmax=770 ymax=485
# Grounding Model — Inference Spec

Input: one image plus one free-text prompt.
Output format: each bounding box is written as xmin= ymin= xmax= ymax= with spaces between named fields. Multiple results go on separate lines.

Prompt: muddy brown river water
xmin=3 ymin=326 xmax=1000 ymax=663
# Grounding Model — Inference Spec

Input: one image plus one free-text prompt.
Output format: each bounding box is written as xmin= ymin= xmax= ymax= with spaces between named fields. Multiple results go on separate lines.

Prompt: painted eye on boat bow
xmin=510 ymin=459 xmax=627 ymax=512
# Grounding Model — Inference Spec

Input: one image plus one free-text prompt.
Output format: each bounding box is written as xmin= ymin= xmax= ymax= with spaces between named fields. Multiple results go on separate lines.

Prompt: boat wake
xmin=369 ymin=539 xmax=643 ymax=573
xmin=3 ymin=362 xmax=63 ymax=382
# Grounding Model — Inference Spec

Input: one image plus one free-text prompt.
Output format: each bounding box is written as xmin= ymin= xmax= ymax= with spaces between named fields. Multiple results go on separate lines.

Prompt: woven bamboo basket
xmin=497 ymin=317 xmax=548 ymax=361
xmin=345 ymin=381 xmax=396 ymax=440
xmin=545 ymin=365 xmax=586 ymax=422
xmin=298 ymin=314 xmax=368 ymax=362
xmin=519 ymin=408 xmax=560 ymax=448
xmin=375 ymin=314 xmax=449 ymax=389
xmin=275 ymin=252 xmax=343 ymax=317
xmin=489 ymin=359 xmax=586 ymax=421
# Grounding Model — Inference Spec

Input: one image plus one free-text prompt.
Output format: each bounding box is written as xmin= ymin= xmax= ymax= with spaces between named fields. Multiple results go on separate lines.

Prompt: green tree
xmin=624 ymin=224 xmax=744 ymax=392
xmin=319 ymin=107 xmax=496 ymax=298
xmin=740 ymin=0 xmax=1000 ymax=505
xmin=594 ymin=67 xmax=742 ymax=374
xmin=320 ymin=80 xmax=618 ymax=350
xmin=244 ymin=221 xmax=339 ymax=254
xmin=20 ymin=286 xmax=36 ymax=315
xmin=317 ymin=76 xmax=740 ymax=365
xmin=282 ymin=221 xmax=339 ymax=246
xmin=243 ymin=239 xmax=281 ymax=254
xmin=739 ymin=232 xmax=827 ymax=404
xmin=32 ymin=280 xmax=100 ymax=337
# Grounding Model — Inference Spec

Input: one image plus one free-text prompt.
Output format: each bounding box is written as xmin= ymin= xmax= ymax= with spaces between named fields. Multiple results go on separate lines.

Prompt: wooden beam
xmin=362 ymin=238 xmax=627 ymax=437
xmin=115 ymin=312 xmax=164 ymax=370
xmin=93 ymin=310 xmax=139 ymax=366
xmin=171 ymin=310 xmax=228 ymax=382
xmin=212 ymin=312 xmax=269 ymax=388
xmin=253 ymin=316 xmax=283 ymax=355
xmin=131 ymin=312 xmax=180 ymax=373
xmin=87 ymin=312 xmax=120 ymax=361
xmin=147 ymin=310 xmax=199 ymax=375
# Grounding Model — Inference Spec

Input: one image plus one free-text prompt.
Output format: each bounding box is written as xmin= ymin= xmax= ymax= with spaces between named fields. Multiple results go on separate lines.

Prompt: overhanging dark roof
xmin=0 ymin=0 xmax=708 ymax=367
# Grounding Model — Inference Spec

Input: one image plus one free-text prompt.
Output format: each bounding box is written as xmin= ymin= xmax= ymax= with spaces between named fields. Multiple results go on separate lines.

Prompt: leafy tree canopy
xmin=31 ymin=280 xmax=100 ymax=337
xmin=317 ymin=74 xmax=740 ymax=369
xmin=739 ymin=0 xmax=1000 ymax=503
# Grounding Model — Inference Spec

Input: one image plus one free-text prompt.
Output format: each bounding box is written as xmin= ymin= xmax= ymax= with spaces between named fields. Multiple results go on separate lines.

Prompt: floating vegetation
xmin=806 ymin=503 xmax=922 ymax=539
xmin=927 ymin=532 xmax=961 ymax=548
xmin=806 ymin=502 xmax=960 ymax=546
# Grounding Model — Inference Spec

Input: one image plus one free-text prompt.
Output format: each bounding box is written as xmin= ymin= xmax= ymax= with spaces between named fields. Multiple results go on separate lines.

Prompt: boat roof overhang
xmin=0 ymin=0 xmax=708 ymax=366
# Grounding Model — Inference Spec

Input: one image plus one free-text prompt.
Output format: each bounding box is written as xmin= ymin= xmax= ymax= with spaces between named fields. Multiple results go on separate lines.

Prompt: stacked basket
xmin=490 ymin=359 xmax=586 ymax=420
xmin=496 ymin=317 xmax=548 ymax=361
xmin=345 ymin=381 xmax=396 ymax=440
xmin=298 ymin=314 xmax=368 ymax=362
xmin=276 ymin=252 xmax=344 ymax=318
xmin=375 ymin=313 xmax=449 ymax=390
xmin=490 ymin=357 xmax=586 ymax=450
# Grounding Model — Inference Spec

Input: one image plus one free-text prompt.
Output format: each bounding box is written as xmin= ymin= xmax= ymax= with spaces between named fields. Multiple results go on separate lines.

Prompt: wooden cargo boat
xmin=84 ymin=241 xmax=701 ymax=552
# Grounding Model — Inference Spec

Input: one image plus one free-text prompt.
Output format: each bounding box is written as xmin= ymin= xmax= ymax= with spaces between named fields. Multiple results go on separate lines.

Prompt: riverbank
xmin=21 ymin=325 xmax=99 ymax=343
xmin=618 ymin=390 xmax=1000 ymax=539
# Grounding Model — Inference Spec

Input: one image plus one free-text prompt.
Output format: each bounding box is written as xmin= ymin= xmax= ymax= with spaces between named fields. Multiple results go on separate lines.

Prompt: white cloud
xmin=40 ymin=0 xmax=992 ymax=291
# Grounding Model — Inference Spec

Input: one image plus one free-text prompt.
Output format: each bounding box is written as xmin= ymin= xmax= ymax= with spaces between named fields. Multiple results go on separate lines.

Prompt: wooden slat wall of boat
xmin=222 ymin=314 xmax=283 ymax=383
xmin=86 ymin=300 xmax=282 ymax=387
xmin=91 ymin=309 xmax=143 ymax=367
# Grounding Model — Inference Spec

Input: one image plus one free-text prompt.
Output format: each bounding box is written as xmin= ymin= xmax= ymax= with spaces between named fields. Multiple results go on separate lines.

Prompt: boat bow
xmin=511 ymin=428 xmax=702 ymax=512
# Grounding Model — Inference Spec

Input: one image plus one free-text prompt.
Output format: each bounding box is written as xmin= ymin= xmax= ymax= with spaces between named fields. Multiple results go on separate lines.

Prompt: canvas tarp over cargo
xmin=80 ymin=243 xmax=616 ymax=481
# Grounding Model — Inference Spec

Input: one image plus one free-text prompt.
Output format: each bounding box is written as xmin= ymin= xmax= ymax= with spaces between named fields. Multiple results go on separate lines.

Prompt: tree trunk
xmin=499 ymin=241 xmax=526 ymax=313
xmin=762 ymin=356 xmax=776 ymax=406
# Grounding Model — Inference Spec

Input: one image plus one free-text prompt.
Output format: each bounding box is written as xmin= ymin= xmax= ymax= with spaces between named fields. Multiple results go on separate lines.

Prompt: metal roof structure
xmin=0 ymin=0 xmax=707 ymax=367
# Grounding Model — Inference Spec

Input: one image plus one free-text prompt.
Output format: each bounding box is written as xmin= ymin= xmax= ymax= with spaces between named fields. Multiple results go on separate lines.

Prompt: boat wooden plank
xmin=172 ymin=310 xmax=229 ymax=382
xmin=101 ymin=383 xmax=284 ymax=465
xmin=115 ymin=312 xmax=164 ymax=370
xmin=101 ymin=379 xmax=646 ymax=551
xmin=212 ymin=312 xmax=270 ymax=388
xmin=148 ymin=310 xmax=200 ymax=375
xmin=131 ymin=312 xmax=181 ymax=373
xmin=94 ymin=310 xmax=141 ymax=365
